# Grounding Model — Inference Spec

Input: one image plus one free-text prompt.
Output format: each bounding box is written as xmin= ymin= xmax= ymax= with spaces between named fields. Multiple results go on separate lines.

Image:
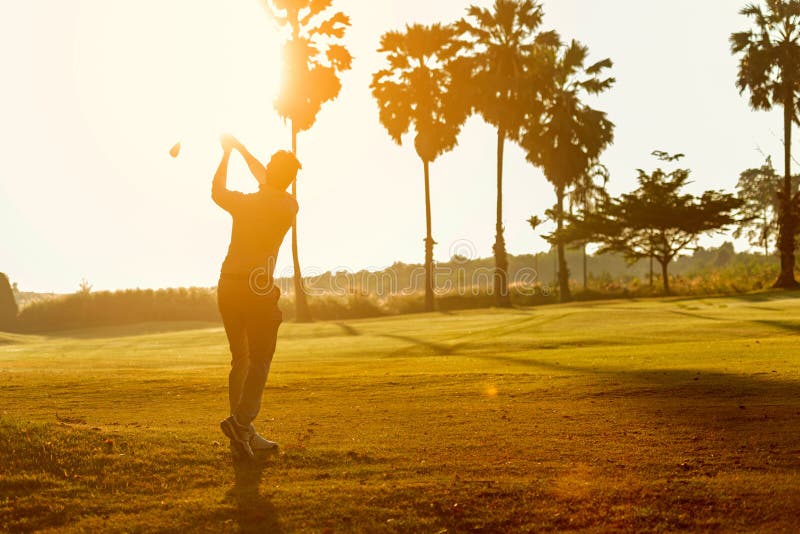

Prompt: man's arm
xmin=232 ymin=139 xmax=267 ymax=185
xmin=211 ymin=141 xmax=245 ymax=212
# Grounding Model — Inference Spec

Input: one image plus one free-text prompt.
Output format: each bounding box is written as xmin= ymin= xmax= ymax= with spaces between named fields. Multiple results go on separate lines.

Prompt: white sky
xmin=0 ymin=0 xmax=794 ymax=293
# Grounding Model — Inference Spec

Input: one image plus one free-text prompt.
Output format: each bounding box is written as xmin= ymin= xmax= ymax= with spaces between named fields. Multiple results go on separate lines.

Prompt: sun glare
xmin=71 ymin=1 xmax=284 ymax=191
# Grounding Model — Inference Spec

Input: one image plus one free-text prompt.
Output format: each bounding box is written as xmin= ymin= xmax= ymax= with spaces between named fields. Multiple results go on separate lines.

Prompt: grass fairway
xmin=2 ymin=293 xmax=800 ymax=532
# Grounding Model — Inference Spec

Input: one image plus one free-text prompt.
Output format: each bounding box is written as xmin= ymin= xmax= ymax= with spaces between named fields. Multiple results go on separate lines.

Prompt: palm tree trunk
xmin=423 ymin=159 xmax=435 ymax=312
xmin=555 ymin=185 xmax=571 ymax=302
xmin=493 ymin=129 xmax=511 ymax=307
xmin=291 ymin=124 xmax=312 ymax=322
xmin=649 ymin=255 xmax=654 ymax=288
xmin=774 ymin=89 xmax=799 ymax=288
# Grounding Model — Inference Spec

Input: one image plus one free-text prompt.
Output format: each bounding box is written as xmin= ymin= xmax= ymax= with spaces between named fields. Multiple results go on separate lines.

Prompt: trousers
xmin=217 ymin=276 xmax=282 ymax=424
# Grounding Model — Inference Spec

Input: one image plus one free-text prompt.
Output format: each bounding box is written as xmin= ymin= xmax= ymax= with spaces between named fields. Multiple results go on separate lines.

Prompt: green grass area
xmin=2 ymin=293 xmax=800 ymax=532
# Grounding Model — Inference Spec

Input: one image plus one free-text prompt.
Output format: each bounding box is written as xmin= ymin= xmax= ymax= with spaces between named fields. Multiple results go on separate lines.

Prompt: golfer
xmin=213 ymin=134 xmax=300 ymax=458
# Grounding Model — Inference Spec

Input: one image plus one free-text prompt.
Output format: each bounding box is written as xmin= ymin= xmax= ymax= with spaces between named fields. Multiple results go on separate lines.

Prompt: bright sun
xmin=71 ymin=0 xmax=285 ymax=181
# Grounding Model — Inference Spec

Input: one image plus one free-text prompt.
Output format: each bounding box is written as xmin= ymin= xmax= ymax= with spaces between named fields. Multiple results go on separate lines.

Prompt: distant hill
xmin=288 ymin=242 xmax=774 ymax=297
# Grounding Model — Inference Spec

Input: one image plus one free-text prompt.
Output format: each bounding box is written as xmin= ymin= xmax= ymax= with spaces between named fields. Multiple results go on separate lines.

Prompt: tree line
xmin=0 ymin=245 xmax=779 ymax=332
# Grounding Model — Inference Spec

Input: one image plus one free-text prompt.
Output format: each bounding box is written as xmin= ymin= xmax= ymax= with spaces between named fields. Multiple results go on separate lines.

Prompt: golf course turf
xmin=2 ymin=293 xmax=800 ymax=532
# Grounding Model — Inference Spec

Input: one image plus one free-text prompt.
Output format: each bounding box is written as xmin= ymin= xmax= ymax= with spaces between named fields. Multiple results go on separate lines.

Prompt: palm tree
xmin=522 ymin=40 xmax=615 ymax=302
xmin=456 ymin=0 xmax=559 ymax=307
xmin=568 ymin=162 xmax=609 ymax=290
xmin=266 ymin=0 xmax=353 ymax=321
xmin=731 ymin=0 xmax=800 ymax=289
xmin=371 ymin=24 xmax=469 ymax=312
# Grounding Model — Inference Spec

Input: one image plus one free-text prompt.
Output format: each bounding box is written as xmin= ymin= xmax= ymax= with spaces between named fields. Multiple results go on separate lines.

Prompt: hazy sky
xmin=0 ymin=1 xmax=794 ymax=293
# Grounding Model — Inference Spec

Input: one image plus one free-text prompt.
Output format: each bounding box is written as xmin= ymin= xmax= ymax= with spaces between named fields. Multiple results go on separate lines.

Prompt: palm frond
xmin=581 ymin=76 xmax=615 ymax=95
xmin=562 ymin=40 xmax=588 ymax=72
xmin=535 ymin=29 xmax=561 ymax=48
xmin=326 ymin=44 xmax=352 ymax=71
xmin=730 ymin=30 xmax=754 ymax=52
xmin=586 ymin=57 xmax=613 ymax=75
xmin=300 ymin=0 xmax=332 ymax=26
xmin=465 ymin=5 xmax=495 ymax=34
xmin=740 ymin=2 xmax=766 ymax=22
xmin=308 ymin=11 xmax=350 ymax=39
xmin=378 ymin=30 xmax=406 ymax=54
xmin=517 ymin=0 xmax=545 ymax=31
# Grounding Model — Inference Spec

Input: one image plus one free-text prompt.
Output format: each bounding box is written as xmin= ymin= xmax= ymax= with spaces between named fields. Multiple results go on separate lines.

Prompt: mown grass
xmin=2 ymin=292 xmax=800 ymax=532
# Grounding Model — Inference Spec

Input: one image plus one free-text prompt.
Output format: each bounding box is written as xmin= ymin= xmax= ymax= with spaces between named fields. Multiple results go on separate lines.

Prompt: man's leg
xmin=233 ymin=317 xmax=280 ymax=425
xmin=218 ymin=279 xmax=259 ymax=458
xmin=218 ymin=280 xmax=250 ymax=415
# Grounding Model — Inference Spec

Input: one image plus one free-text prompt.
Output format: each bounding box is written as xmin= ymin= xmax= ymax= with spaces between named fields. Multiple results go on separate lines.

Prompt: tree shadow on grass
xmin=381 ymin=334 xmax=455 ymax=355
xmin=470 ymin=353 xmax=799 ymax=407
xmin=751 ymin=319 xmax=800 ymax=334
xmin=727 ymin=289 xmax=800 ymax=303
xmin=335 ymin=322 xmax=360 ymax=336
xmin=224 ymin=452 xmax=284 ymax=534
xmin=670 ymin=290 xmax=800 ymax=305
xmin=669 ymin=309 xmax=728 ymax=321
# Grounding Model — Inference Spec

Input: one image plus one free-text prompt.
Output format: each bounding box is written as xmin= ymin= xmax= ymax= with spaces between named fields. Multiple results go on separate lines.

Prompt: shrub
xmin=17 ymin=287 xmax=219 ymax=333
xmin=0 ymin=273 xmax=18 ymax=332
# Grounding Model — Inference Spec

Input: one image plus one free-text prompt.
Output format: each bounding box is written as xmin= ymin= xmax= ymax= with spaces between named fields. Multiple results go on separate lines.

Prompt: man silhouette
xmin=213 ymin=134 xmax=300 ymax=458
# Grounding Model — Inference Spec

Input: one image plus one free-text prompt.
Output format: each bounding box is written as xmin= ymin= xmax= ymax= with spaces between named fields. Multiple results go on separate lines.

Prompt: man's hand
xmin=220 ymin=134 xmax=237 ymax=153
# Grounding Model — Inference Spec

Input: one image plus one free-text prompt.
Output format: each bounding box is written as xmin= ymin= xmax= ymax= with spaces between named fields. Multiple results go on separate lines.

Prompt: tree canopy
xmin=456 ymin=0 xmax=559 ymax=138
xmin=371 ymin=23 xmax=469 ymax=163
xmin=730 ymin=0 xmax=800 ymax=115
xmin=562 ymin=153 xmax=742 ymax=294
xmin=267 ymin=0 xmax=353 ymax=133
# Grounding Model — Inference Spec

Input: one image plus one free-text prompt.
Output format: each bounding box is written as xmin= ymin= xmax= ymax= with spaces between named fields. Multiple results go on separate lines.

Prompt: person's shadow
xmin=224 ymin=448 xmax=283 ymax=533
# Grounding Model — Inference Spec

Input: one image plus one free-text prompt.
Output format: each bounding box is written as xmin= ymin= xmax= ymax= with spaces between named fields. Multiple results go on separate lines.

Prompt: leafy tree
xmin=456 ymin=0 xmax=559 ymax=307
xmin=371 ymin=24 xmax=470 ymax=312
xmin=0 ymin=273 xmax=18 ymax=332
xmin=734 ymin=156 xmax=800 ymax=255
xmin=731 ymin=0 xmax=800 ymax=288
xmin=735 ymin=157 xmax=781 ymax=255
xmin=522 ymin=40 xmax=615 ymax=301
xmin=266 ymin=0 xmax=353 ymax=322
xmin=563 ymin=153 xmax=742 ymax=294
